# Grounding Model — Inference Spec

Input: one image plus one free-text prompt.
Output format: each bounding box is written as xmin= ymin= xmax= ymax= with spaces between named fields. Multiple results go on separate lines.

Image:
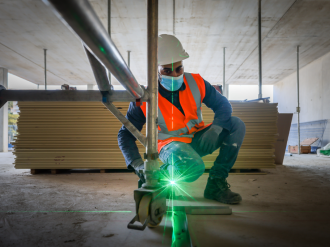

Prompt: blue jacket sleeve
xmin=202 ymin=79 xmax=232 ymax=130
xmin=117 ymin=102 xmax=146 ymax=169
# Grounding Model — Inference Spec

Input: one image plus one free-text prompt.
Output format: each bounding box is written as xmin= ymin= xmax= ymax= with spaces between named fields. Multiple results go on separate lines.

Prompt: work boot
xmin=204 ymin=177 xmax=242 ymax=204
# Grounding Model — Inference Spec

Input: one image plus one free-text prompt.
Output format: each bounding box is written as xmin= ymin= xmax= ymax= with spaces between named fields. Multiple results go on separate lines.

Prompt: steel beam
xmin=0 ymin=90 xmax=148 ymax=102
xmin=43 ymin=0 xmax=144 ymax=99
xmin=223 ymin=47 xmax=226 ymax=97
xmin=84 ymin=47 xmax=112 ymax=92
xmin=108 ymin=0 xmax=111 ymax=85
xmin=297 ymin=45 xmax=301 ymax=155
xmin=84 ymin=45 xmax=147 ymax=147
xmin=173 ymin=0 xmax=175 ymax=35
xmin=44 ymin=49 xmax=47 ymax=90
xmin=258 ymin=0 xmax=262 ymax=99
xmin=127 ymin=51 xmax=131 ymax=68
xmin=144 ymin=0 xmax=159 ymax=188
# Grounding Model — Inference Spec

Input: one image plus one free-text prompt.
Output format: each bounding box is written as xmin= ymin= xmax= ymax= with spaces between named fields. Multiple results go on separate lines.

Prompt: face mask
xmin=160 ymin=74 xmax=184 ymax=91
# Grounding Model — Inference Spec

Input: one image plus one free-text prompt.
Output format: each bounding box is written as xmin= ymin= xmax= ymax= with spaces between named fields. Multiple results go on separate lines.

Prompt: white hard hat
xmin=158 ymin=34 xmax=189 ymax=66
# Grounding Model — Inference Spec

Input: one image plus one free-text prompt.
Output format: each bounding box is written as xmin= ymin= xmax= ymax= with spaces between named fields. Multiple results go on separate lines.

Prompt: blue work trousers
xmin=159 ymin=116 xmax=246 ymax=182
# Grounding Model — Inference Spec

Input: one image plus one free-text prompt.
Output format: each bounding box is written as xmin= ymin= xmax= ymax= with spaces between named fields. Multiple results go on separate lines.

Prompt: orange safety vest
xmin=141 ymin=73 xmax=212 ymax=153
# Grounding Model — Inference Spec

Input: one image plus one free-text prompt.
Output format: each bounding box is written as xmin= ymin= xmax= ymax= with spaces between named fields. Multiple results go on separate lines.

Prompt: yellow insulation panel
xmin=14 ymin=102 xmax=278 ymax=170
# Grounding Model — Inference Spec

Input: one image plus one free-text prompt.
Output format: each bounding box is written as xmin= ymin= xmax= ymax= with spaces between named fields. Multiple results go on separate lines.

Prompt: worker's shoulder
xmin=185 ymin=72 xmax=201 ymax=77
xmin=185 ymin=72 xmax=205 ymax=83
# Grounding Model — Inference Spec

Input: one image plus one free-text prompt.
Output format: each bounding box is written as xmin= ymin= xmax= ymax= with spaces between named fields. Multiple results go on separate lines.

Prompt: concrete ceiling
xmin=1 ymin=0 xmax=330 ymax=86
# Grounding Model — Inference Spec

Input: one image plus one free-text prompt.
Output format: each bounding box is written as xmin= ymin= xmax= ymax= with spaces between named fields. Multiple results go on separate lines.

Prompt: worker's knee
xmin=231 ymin=116 xmax=246 ymax=135
xmin=176 ymin=158 xmax=205 ymax=183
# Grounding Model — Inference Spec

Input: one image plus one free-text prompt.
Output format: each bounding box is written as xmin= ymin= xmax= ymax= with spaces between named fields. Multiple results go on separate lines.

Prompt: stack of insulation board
xmin=14 ymin=102 xmax=277 ymax=170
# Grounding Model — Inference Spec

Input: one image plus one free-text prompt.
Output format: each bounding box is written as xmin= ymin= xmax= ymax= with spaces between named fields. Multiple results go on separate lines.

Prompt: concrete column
xmin=0 ymin=68 xmax=8 ymax=152
xmin=224 ymin=85 xmax=229 ymax=99
xmin=87 ymin=84 xmax=94 ymax=90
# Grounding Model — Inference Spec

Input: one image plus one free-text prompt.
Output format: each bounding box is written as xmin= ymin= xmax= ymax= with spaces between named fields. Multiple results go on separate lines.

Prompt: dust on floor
xmin=0 ymin=152 xmax=329 ymax=247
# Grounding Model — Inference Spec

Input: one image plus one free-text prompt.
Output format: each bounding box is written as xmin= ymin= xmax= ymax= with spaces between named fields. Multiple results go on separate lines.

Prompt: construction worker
xmin=118 ymin=34 xmax=245 ymax=204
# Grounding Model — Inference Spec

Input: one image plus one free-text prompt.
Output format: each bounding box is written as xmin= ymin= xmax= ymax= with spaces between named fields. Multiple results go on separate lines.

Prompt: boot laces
xmin=215 ymin=178 xmax=231 ymax=191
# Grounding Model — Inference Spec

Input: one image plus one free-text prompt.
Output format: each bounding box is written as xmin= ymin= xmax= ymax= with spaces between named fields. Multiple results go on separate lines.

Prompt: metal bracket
xmin=136 ymin=98 xmax=141 ymax=107
xmin=144 ymin=152 xmax=159 ymax=160
xmin=296 ymin=106 xmax=300 ymax=113
xmin=101 ymin=91 xmax=109 ymax=103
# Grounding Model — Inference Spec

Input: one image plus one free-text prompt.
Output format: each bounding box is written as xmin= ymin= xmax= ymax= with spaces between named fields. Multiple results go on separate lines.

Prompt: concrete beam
xmin=0 ymin=68 xmax=8 ymax=152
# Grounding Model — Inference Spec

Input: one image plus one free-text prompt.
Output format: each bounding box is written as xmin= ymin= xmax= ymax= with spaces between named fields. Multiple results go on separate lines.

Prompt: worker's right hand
xmin=199 ymin=124 xmax=223 ymax=154
xmin=130 ymin=159 xmax=146 ymax=184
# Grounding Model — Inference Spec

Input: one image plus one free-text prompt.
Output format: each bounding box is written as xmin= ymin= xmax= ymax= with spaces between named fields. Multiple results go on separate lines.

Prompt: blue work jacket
xmin=117 ymin=77 xmax=232 ymax=169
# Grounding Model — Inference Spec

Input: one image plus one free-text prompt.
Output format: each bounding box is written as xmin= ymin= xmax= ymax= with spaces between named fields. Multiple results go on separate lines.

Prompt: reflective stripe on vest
xmin=157 ymin=72 xmax=203 ymax=140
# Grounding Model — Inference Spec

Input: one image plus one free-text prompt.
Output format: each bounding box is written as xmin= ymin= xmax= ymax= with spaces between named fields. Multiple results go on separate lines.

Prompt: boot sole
xmin=204 ymin=193 xmax=242 ymax=204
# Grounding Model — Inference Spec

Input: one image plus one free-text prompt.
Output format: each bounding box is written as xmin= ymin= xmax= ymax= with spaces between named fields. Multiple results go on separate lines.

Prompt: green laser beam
xmin=232 ymin=211 xmax=329 ymax=213
xmin=0 ymin=211 xmax=131 ymax=213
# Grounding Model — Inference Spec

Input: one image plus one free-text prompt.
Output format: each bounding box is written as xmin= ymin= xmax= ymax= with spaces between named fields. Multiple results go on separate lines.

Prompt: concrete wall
xmin=274 ymin=51 xmax=330 ymax=124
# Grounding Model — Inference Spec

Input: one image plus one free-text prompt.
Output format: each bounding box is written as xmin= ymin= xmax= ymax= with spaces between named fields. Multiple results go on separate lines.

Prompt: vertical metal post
xmin=223 ymin=47 xmax=226 ymax=97
xmin=37 ymin=84 xmax=39 ymax=90
xmin=44 ymin=49 xmax=47 ymax=90
xmin=173 ymin=0 xmax=175 ymax=35
xmin=144 ymin=0 xmax=159 ymax=188
xmin=127 ymin=51 xmax=131 ymax=68
xmin=108 ymin=0 xmax=111 ymax=85
xmin=297 ymin=45 xmax=301 ymax=155
xmin=258 ymin=0 xmax=262 ymax=99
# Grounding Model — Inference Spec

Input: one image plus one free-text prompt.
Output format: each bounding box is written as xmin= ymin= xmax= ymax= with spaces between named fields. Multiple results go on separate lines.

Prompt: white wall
xmin=274 ymin=51 xmax=330 ymax=124
xmin=229 ymin=85 xmax=273 ymax=102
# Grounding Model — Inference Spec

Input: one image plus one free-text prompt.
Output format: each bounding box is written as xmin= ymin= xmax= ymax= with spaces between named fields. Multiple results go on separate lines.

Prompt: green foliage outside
xmin=8 ymin=101 xmax=19 ymax=125
xmin=9 ymin=113 xmax=19 ymax=125
xmin=8 ymin=102 xmax=19 ymax=143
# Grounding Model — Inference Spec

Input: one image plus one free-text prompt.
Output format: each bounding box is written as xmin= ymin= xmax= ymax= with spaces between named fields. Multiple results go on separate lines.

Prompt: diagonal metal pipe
xmin=43 ymin=0 xmax=144 ymax=99
xmin=84 ymin=46 xmax=112 ymax=93
xmin=84 ymin=46 xmax=147 ymax=147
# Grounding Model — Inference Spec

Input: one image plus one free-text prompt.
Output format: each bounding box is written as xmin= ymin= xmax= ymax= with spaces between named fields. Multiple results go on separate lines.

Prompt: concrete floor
xmin=0 ymin=152 xmax=330 ymax=247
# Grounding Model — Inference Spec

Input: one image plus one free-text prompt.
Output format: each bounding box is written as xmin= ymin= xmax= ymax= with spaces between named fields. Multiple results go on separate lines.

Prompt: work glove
xmin=199 ymin=125 xmax=223 ymax=154
xmin=130 ymin=158 xmax=146 ymax=184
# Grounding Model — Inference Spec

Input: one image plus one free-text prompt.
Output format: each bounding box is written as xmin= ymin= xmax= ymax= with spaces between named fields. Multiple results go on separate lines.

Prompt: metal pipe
xmin=144 ymin=0 xmax=159 ymax=188
xmin=223 ymin=47 xmax=226 ymax=97
xmin=43 ymin=0 xmax=144 ymax=99
xmin=127 ymin=51 xmax=131 ymax=68
xmin=173 ymin=0 xmax=175 ymax=35
xmin=297 ymin=45 xmax=301 ymax=155
xmin=84 ymin=46 xmax=111 ymax=92
xmin=84 ymin=45 xmax=147 ymax=147
xmin=258 ymin=0 xmax=262 ymax=99
xmin=44 ymin=49 xmax=47 ymax=90
xmin=103 ymin=101 xmax=147 ymax=147
xmin=0 ymin=90 xmax=148 ymax=102
xmin=108 ymin=0 xmax=111 ymax=86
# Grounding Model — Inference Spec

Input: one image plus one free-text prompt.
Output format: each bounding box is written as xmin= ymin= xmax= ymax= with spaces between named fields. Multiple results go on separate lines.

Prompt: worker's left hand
xmin=199 ymin=125 xmax=223 ymax=154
